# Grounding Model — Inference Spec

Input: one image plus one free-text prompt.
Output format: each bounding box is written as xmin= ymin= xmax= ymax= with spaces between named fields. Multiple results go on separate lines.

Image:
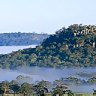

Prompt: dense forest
xmin=0 ymin=32 xmax=49 ymax=45
xmin=0 ymin=24 xmax=96 ymax=69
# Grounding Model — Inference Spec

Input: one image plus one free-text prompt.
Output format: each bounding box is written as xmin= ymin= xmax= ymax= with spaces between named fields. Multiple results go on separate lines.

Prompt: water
xmin=0 ymin=45 xmax=37 ymax=54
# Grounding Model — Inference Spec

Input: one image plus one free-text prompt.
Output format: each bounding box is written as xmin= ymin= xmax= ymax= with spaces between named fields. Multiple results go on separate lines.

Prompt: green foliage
xmin=0 ymin=24 xmax=96 ymax=69
xmin=0 ymin=32 xmax=49 ymax=46
xmin=88 ymin=77 xmax=96 ymax=84
xmin=19 ymin=83 xmax=33 ymax=95
xmin=1 ymin=81 xmax=10 ymax=94
xmin=37 ymin=80 xmax=52 ymax=89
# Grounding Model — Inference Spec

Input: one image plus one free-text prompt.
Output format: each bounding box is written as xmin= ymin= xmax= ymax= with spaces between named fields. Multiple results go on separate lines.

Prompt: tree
xmin=52 ymin=86 xmax=64 ymax=96
xmin=33 ymin=85 xmax=48 ymax=96
xmin=37 ymin=80 xmax=52 ymax=89
xmin=19 ymin=83 xmax=33 ymax=96
xmin=1 ymin=81 xmax=10 ymax=94
xmin=10 ymin=84 xmax=20 ymax=94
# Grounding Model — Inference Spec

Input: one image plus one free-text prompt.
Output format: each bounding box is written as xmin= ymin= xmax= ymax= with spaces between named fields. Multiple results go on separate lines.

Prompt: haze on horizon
xmin=0 ymin=0 xmax=96 ymax=34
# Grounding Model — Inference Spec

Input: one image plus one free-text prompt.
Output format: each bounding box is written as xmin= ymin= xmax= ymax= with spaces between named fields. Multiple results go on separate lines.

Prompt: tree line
xmin=0 ymin=24 xmax=96 ymax=68
xmin=0 ymin=32 xmax=49 ymax=46
xmin=0 ymin=78 xmax=73 ymax=96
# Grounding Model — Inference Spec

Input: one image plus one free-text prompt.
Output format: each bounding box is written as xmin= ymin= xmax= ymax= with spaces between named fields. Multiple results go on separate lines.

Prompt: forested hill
xmin=0 ymin=32 xmax=49 ymax=46
xmin=1 ymin=24 xmax=96 ymax=69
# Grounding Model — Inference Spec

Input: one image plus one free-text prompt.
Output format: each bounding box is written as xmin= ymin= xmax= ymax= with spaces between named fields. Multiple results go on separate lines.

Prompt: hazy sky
xmin=0 ymin=0 xmax=96 ymax=34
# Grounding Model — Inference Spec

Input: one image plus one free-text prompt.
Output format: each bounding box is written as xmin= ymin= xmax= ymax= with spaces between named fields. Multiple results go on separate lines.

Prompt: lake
xmin=0 ymin=45 xmax=96 ymax=93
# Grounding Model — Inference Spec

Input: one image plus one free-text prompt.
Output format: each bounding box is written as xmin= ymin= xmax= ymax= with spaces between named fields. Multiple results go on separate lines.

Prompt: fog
xmin=0 ymin=45 xmax=36 ymax=54
xmin=0 ymin=67 xmax=96 ymax=92
xmin=1 ymin=66 xmax=96 ymax=82
xmin=17 ymin=66 xmax=96 ymax=81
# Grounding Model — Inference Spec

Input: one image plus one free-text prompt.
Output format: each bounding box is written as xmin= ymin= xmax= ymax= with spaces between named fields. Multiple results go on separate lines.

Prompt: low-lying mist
xmin=0 ymin=67 xmax=96 ymax=93
xmin=1 ymin=67 xmax=96 ymax=82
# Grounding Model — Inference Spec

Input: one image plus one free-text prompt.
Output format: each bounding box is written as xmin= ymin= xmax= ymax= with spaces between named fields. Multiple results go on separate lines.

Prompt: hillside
xmin=0 ymin=24 xmax=96 ymax=69
xmin=0 ymin=32 xmax=49 ymax=46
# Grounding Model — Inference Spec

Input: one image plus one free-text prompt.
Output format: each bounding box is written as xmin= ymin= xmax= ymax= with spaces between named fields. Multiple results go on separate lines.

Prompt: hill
xmin=0 ymin=24 xmax=96 ymax=69
xmin=0 ymin=32 xmax=49 ymax=46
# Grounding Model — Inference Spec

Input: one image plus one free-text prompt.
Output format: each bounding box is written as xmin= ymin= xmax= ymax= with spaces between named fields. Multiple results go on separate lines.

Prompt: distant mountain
xmin=0 ymin=32 xmax=49 ymax=46
xmin=0 ymin=24 xmax=96 ymax=69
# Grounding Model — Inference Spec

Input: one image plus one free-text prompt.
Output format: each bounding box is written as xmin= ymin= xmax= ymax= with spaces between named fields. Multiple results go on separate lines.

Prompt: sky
xmin=0 ymin=0 xmax=96 ymax=34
